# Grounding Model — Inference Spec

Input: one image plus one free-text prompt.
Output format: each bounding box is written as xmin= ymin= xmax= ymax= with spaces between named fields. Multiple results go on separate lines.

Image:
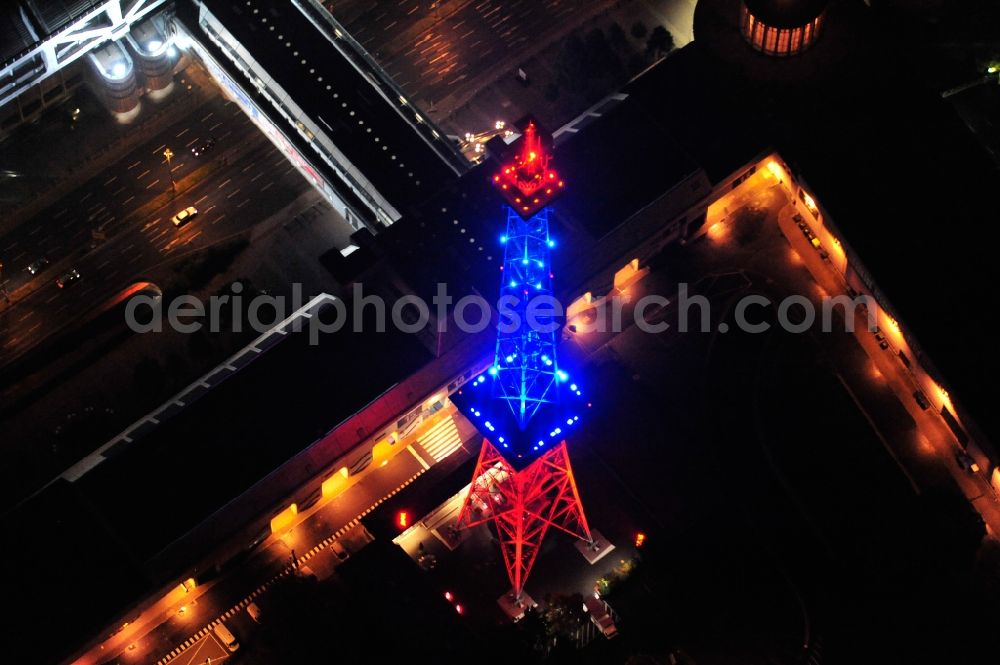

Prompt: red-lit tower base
xmin=456 ymin=439 xmax=594 ymax=601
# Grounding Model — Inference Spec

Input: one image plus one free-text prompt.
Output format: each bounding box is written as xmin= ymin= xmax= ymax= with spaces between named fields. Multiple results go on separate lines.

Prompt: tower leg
xmin=457 ymin=440 xmax=593 ymax=600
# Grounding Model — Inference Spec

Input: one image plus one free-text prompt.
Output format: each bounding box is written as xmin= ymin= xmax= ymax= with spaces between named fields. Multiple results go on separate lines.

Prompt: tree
xmin=631 ymin=20 xmax=648 ymax=40
xmin=646 ymin=26 xmax=675 ymax=58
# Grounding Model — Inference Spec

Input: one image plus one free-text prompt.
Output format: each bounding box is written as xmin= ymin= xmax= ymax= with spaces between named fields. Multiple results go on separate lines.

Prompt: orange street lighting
xmin=163 ymin=147 xmax=176 ymax=192
xmin=634 ymin=532 xmax=646 ymax=548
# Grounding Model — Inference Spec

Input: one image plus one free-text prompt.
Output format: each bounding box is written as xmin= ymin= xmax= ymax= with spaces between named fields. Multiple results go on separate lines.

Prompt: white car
xmin=246 ymin=601 xmax=263 ymax=623
xmin=171 ymin=206 xmax=199 ymax=227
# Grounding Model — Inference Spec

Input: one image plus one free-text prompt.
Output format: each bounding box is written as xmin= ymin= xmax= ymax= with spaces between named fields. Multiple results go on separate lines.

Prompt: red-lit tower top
xmin=493 ymin=120 xmax=564 ymax=218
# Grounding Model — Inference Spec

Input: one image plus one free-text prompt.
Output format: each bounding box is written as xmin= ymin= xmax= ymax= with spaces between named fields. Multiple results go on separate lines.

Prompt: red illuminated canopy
xmin=493 ymin=119 xmax=564 ymax=218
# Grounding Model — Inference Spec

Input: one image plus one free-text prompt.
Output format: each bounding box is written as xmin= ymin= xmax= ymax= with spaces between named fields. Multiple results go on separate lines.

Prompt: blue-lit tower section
xmin=494 ymin=206 xmax=560 ymax=429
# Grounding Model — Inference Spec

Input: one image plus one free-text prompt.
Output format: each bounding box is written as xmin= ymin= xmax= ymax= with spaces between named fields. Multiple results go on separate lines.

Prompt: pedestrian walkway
xmin=417 ymin=414 xmax=464 ymax=461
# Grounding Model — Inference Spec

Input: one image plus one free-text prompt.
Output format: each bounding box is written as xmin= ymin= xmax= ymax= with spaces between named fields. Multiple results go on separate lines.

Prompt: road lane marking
xmin=185 ymin=137 xmax=199 ymax=147
xmin=81 ymin=192 xmax=92 ymax=202
xmin=209 ymin=122 xmax=223 ymax=131
xmin=53 ymin=208 xmax=68 ymax=219
xmin=17 ymin=311 xmax=34 ymax=323
xmin=195 ymin=194 xmax=209 ymax=205
xmin=103 ymin=176 xmax=117 ymax=186
xmin=261 ymin=181 xmax=274 ymax=191
xmin=142 ymin=218 xmax=162 ymax=231
xmin=205 ymin=205 xmax=216 ymax=213
xmin=137 ymin=169 xmax=150 ymax=179
xmin=211 ymin=213 xmax=226 ymax=225
xmin=217 ymin=179 xmax=231 ymax=190
xmin=226 ymin=188 xmax=241 ymax=199
xmin=186 ymin=230 xmax=203 ymax=243
xmin=123 ymin=196 xmax=135 ymax=205
xmin=145 ymin=179 xmax=161 ymax=190
xmin=237 ymin=198 xmax=250 ymax=208
xmin=406 ymin=444 xmax=431 ymax=470
xmin=201 ymin=111 xmax=214 ymax=122
xmin=251 ymin=172 xmax=264 ymax=182
xmin=112 ymin=186 xmax=126 ymax=196
xmin=219 ymin=130 xmax=232 ymax=140
xmin=12 ymin=251 xmax=26 ymax=261
xmin=176 ymin=128 xmax=190 ymax=138
xmin=97 ymin=259 xmax=111 ymax=269
xmin=1 ymin=241 xmax=16 ymax=252
xmin=128 ymin=161 xmax=141 ymax=169
xmin=241 ymin=163 xmax=254 ymax=173
xmin=152 ymin=144 xmax=166 ymax=155
xmin=25 ymin=323 xmax=40 ymax=334
xmin=171 ymin=163 xmax=184 ymax=172
xmin=128 ymin=254 xmax=142 ymax=264
xmin=45 ymin=293 xmax=59 ymax=303
xmin=28 ymin=226 xmax=42 ymax=236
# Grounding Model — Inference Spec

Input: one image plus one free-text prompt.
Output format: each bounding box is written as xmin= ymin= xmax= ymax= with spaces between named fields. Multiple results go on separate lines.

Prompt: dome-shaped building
xmin=739 ymin=0 xmax=828 ymax=56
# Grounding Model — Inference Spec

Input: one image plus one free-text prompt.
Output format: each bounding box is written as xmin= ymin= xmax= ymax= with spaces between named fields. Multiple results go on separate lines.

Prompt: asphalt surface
xmin=0 ymin=95 xmax=312 ymax=370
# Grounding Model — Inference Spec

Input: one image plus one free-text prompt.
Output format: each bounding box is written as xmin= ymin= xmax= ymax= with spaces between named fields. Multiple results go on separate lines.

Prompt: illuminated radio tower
xmin=455 ymin=120 xmax=610 ymax=610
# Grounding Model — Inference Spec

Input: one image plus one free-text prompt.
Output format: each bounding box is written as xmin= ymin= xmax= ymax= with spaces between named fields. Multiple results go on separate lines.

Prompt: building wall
xmin=739 ymin=3 xmax=823 ymax=57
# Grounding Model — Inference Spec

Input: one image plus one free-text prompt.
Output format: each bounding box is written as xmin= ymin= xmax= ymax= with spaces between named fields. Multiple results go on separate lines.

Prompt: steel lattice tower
xmin=455 ymin=120 xmax=596 ymax=604
xmin=493 ymin=205 xmax=559 ymax=429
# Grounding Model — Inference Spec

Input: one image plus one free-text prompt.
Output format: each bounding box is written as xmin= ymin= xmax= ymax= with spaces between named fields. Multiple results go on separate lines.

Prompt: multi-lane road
xmin=0 ymin=95 xmax=315 ymax=370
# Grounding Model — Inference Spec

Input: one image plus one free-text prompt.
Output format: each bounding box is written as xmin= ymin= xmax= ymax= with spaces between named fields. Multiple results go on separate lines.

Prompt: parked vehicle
xmin=956 ymin=451 xmax=980 ymax=473
xmin=213 ymin=621 xmax=240 ymax=652
xmin=330 ymin=540 xmax=350 ymax=562
xmin=583 ymin=596 xmax=618 ymax=639
xmin=247 ymin=601 xmax=263 ymax=624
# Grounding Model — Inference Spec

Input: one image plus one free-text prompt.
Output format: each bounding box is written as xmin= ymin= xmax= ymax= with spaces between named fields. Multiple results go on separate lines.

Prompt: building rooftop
xmin=0 ymin=3 xmax=37 ymax=63
xmin=197 ymin=0 xmax=460 ymax=215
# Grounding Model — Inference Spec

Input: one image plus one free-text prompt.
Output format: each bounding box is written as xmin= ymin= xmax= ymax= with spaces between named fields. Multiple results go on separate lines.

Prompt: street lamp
xmin=163 ymin=147 xmax=175 ymax=192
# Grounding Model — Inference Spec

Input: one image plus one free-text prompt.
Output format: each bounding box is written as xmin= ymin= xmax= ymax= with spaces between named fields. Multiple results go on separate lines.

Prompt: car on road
xmin=27 ymin=257 xmax=50 ymax=275
xmin=171 ymin=206 xmax=199 ymax=227
xmin=191 ymin=137 xmax=216 ymax=157
xmin=55 ymin=268 xmax=81 ymax=288
xmin=246 ymin=601 xmax=263 ymax=624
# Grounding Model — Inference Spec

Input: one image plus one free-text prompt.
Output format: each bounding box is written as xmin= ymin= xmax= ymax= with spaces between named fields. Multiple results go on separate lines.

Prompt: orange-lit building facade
xmin=739 ymin=1 xmax=825 ymax=57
